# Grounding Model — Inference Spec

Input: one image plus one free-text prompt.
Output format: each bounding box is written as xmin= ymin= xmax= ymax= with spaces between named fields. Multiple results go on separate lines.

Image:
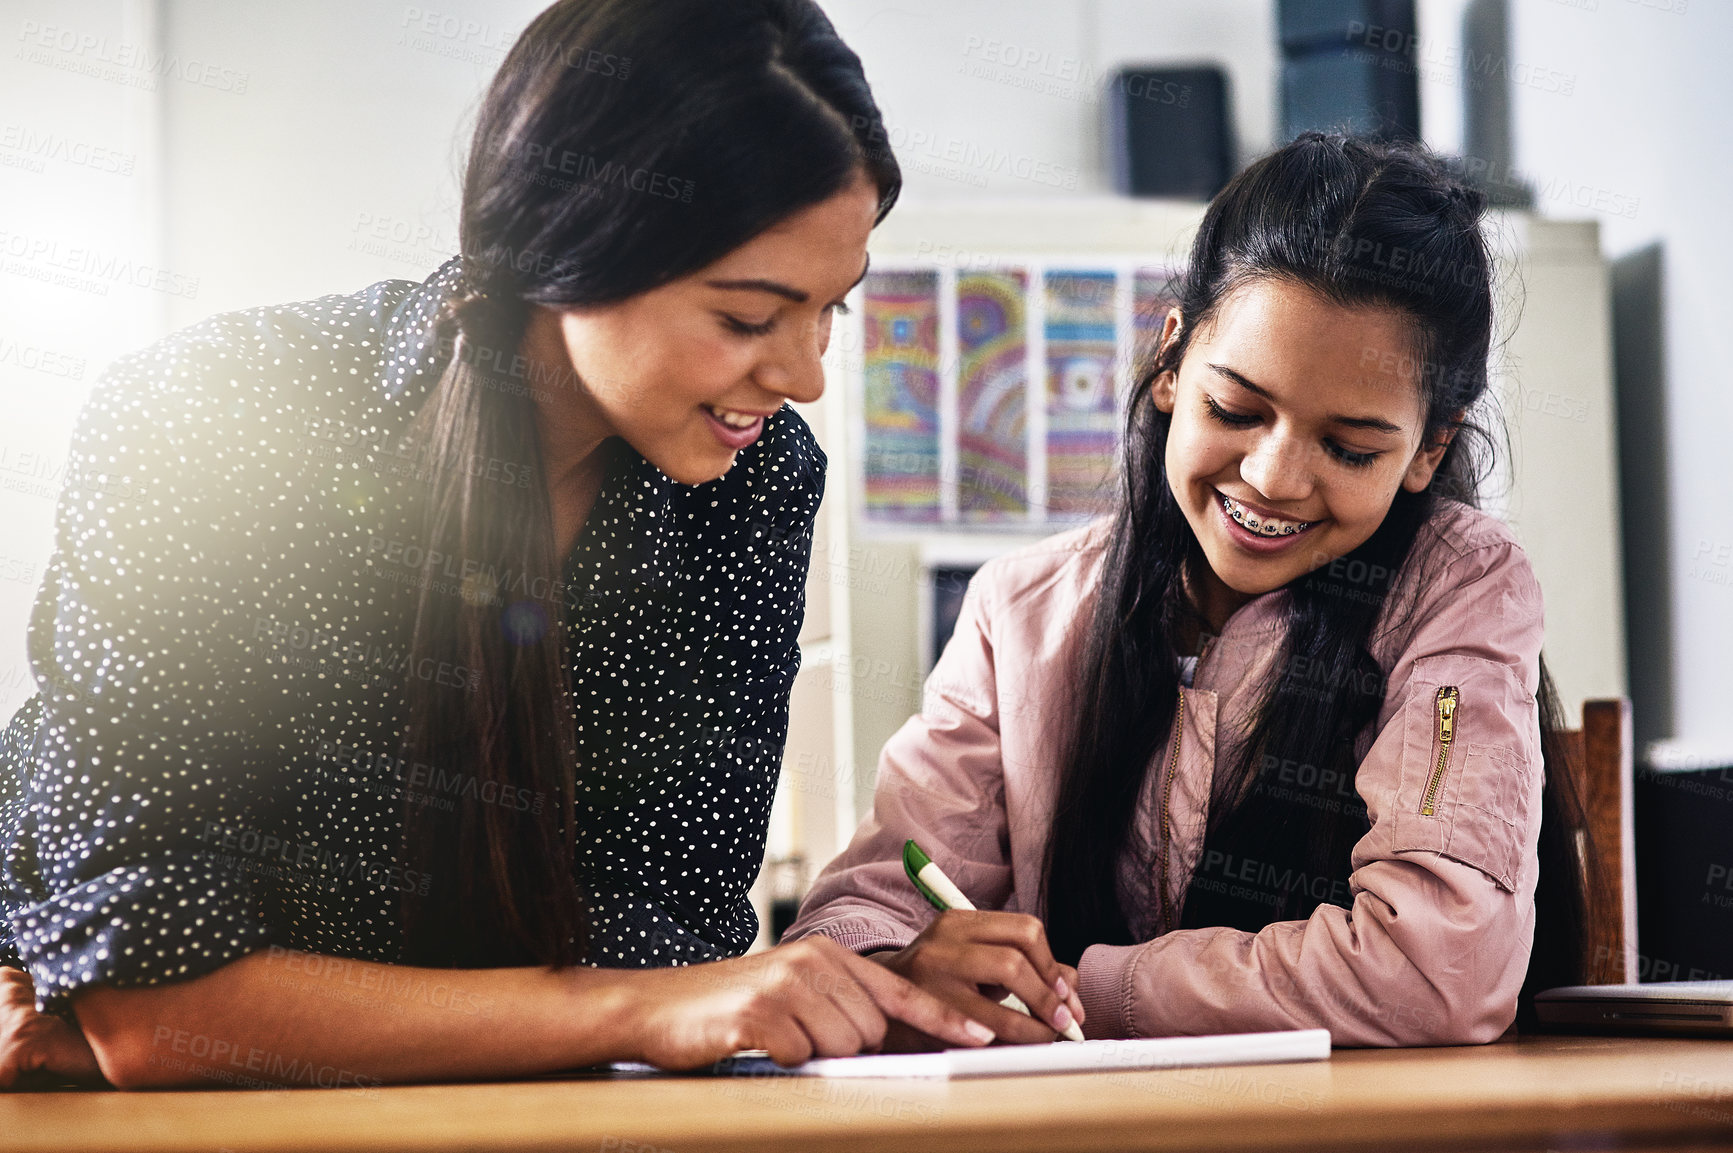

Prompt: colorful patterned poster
xmin=1045 ymin=270 xmax=1119 ymax=518
xmin=1133 ymin=267 xmax=1182 ymax=386
xmin=956 ymin=270 xmax=1028 ymax=520
xmin=861 ymin=270 xmax=940 ymax=521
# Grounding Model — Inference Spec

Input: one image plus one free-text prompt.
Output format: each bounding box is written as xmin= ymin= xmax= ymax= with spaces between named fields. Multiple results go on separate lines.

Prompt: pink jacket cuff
xmin=1077 ymin=943 xmax=1142 ymax=1039
xmin=786 ymin=912 xmax=916 ymax=957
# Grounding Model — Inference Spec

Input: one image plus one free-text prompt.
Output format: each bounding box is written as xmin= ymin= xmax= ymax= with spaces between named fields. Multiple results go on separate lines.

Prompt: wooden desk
xmin=4 ymin=1035 xmax=1733 ymax=1152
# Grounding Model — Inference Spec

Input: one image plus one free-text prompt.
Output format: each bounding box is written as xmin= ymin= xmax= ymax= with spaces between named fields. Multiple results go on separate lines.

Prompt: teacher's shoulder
xmin=80 ymin=275 xmax=425 ymax=446
xmin=715 ymin=402 xmax=826 ymax=523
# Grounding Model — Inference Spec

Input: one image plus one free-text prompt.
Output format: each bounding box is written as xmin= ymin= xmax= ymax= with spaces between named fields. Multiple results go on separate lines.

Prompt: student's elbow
xmin=1431 ymin=985 xmax=1519 ymax=1046
xmin=1433 ymin=902 xmax=1530 ymax=1044
xmin=1358 ymin=962 xmax=1517 ymax=1048
xmin=1411 ymin=937 xmax=1528 ymax=1046
xmin=1356 ymin=858 xmax=1530 ymax=1046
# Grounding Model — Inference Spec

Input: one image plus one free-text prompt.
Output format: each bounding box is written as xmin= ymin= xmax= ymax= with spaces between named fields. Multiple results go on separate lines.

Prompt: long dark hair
xmin=394 ymin=0 xmax=900 ymax=969
xmin=1042 ymin=134 xmax=1587 ymax=997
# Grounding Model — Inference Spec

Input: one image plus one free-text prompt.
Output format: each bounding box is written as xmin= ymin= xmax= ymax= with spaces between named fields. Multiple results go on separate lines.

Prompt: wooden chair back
xmin=1556 ymin=698 xmax=1638 ymax=984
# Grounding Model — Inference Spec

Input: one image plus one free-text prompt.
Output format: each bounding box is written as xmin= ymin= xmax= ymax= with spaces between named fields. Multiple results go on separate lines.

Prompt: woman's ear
xmin=1400 ymin=412 xmax=1463 ymax=493
xmin=1150 ymin=308 xmax=1183 ymax=414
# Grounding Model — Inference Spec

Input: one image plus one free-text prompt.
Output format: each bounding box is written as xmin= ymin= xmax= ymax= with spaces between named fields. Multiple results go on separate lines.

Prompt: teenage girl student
xmin=0 ymin=0 xmax=1000 ymax=1089
xmin=786 ymin=133 xmax=1589 ymax=1048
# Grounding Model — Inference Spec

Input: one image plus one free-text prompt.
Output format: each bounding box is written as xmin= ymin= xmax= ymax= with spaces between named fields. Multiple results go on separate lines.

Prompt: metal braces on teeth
xmin=1223 ymin=496 xmax=1307 ymax=537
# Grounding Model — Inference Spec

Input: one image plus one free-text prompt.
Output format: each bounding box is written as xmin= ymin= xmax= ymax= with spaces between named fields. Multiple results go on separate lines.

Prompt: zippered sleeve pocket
xmin=1419 ymin=685 xmax=1459 ymax=815
xmin=1386 ymin=660 xmax=1539 ymax=893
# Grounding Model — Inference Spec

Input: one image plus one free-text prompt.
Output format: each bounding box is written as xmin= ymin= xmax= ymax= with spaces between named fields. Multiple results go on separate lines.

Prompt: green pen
xmin=903 ymin=839 xmax=1086 ymax=1042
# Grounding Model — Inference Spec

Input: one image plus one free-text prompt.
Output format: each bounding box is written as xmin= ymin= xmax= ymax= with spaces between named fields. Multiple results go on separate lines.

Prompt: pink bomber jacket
xmin=785 ymin=500 xmax=1546 ymax=1046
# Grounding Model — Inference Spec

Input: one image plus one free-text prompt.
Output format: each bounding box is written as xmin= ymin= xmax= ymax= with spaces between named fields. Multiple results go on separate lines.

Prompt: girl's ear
xmin=1400 ymin=412 xmax=1463 ymax=493
xmin=1150 ymin=308 xmax=1184 ymax=414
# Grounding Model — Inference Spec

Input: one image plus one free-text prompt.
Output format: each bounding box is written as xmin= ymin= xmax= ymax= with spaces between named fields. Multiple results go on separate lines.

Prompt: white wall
xmin=157 ymin=0 xmax=548 ymax=323
xmin=819 ymin=0 xmax=1277 ymax=199
xmin=0 ymin=0 xmax=165 ymax=717
xmin=1505 ymin=0 xmax=1732 ymax=763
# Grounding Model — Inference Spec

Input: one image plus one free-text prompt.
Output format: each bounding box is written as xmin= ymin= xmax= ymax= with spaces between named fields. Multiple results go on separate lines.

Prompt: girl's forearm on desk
xmin=71 ymin=946 xmax=637 ymax=1088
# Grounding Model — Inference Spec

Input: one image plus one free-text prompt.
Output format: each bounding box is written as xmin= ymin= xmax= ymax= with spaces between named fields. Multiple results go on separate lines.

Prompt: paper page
xmin=706 ymin=1028 xmax=1331 ymax=1080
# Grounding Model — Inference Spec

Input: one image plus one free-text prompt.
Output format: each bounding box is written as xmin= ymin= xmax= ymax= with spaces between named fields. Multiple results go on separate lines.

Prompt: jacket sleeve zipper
xmin=1157 ymin=687 xmax=1185 ymax=934
xmin=1419 ymin=685 xmax=1459 ymax=816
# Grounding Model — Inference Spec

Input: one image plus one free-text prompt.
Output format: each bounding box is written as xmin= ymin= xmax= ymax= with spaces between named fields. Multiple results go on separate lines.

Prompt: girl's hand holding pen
xmin=871 ymin=910 xmax=1086 ymax=1049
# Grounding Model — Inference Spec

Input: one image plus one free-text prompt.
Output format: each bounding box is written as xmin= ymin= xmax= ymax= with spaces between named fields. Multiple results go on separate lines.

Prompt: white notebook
xmin=616 ymin=1028 xmax=1331 ymax=1080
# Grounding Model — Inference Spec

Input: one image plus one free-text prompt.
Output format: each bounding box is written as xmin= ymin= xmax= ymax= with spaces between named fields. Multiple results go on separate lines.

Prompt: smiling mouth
xmin=706 ymin=405 xmax=765 ymax=431
xmin=1219 ymin=492 xmax=1318 ymax=537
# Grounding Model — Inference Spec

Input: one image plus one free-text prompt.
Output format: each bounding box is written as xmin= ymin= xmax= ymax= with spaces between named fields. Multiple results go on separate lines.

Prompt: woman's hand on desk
xmin=622 ymin=936 xmax=995 ymax=1069
xmin=67 ymin=941 xmax=991 ymax=1088
xmin=1 ymin=966 xmax=103 ymax=1089
xmin=871 ymin=910 xmax=1085 ymax=1050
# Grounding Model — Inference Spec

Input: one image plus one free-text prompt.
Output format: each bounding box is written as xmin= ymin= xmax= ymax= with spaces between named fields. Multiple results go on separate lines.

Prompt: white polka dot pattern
xmin=0 ymin=258 xmax=823 ymax=1014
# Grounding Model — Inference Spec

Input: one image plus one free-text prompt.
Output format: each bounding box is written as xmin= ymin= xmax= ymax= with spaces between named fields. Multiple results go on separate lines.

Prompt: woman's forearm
xmin=72 ymin=946 xmax=637 ymax=1089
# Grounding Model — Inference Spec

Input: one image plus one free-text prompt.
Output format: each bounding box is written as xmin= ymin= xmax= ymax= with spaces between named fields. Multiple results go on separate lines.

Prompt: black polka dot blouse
xmin=0 ymin=258 xmax=823 ymax=1015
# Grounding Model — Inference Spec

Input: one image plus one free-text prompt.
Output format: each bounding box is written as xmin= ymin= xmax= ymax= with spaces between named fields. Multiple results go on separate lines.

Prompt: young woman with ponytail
xmin=787 ymin=133 xmax=1591 ymax=1049
xmin=0 ymin=0 xmax=1001 ymax=1089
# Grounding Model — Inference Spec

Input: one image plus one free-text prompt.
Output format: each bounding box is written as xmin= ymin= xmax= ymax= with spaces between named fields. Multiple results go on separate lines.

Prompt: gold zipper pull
xmin=1419 ymin=685 xmax=1459 ymax=816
